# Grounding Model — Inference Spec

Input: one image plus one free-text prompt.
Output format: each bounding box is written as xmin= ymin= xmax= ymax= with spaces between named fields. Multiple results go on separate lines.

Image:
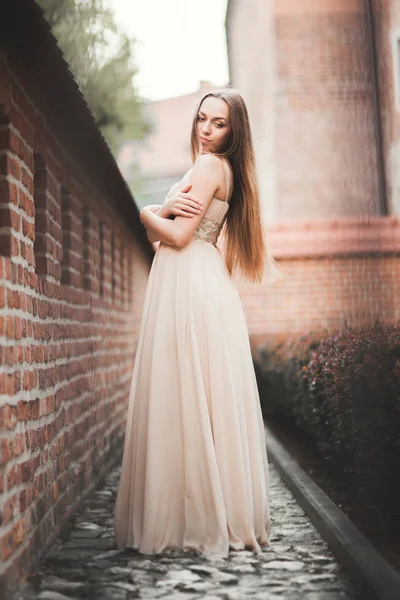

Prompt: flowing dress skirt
xmin=114 ymin=238 xmax=271 ymax=557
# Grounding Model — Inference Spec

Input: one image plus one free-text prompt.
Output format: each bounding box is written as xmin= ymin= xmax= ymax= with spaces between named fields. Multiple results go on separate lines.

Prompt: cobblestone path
xmin=14 ymin=462 xmax=361 ymax=600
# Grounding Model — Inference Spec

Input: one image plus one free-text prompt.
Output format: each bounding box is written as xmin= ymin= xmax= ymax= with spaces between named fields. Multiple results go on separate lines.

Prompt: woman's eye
xmin=216 ymin=123 xmax=223 ymax=128
xmin=198 ymin=116 xmax=204 ymax=121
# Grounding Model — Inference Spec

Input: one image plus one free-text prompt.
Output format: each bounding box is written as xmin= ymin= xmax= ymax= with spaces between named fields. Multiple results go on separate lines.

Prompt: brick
xmin=21 ymin=167 xmax=33 ymax=195
xmin=10 ymin=235 xmax=19 ymax=257
xmin=19 ymin=189 xmax=34 ymax=216
xmin=0 ymin=438 xmax=12 ymax=466
xmin=0 ymin=19 xmax=152 ymax=590
xmin=1 ymin=493 xmax=18 ymax=526
xmin=17 ymin=400 xmax=29 ymax=422
xmin=0 ymin=405 xmax=17 ymax=430
xmin=0 ymin=232 xmax=11 ymax=256
xmin=22 ymin=217 xmax=35 ymax=241
xmin=0 ymin=527 xmax=15 ymax=562
xmin=20 ymin=460 xmax=31 ymax=483
xmin=13 ymin=518 xmax=26 ymax=545
xmin=3 ymin=154 xmax=21 ymax=180
xmin=13 ymin=433 xmax=25 ymax=457
xmin=14 ymin=317 xmax=22 ymax=340
xmin=6 ymin=315 xmax=14 ymax=338
xmin=0 ymin=180 xmax=10 ymax=204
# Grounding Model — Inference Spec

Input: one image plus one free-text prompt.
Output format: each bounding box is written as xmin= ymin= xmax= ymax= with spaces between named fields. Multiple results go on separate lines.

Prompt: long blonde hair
xmin=190 ymin=87 xmax=281 ymax=284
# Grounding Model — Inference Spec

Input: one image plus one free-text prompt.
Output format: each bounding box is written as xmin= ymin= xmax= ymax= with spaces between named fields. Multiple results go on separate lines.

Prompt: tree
xmin=37 ymin=0 xmax=150 ymax=154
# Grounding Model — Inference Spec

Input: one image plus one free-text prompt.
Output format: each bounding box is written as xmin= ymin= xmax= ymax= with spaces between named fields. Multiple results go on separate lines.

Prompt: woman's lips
xmin=199 ymin=137 xmax=211 ymax=144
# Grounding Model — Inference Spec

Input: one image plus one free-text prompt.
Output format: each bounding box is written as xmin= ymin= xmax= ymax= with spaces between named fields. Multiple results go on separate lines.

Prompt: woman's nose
xmin=202 ymin=122 xmax=211 ymax=134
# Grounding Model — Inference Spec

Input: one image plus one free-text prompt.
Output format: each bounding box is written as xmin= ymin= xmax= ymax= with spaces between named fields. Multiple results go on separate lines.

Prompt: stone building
xmin=226 ymin=0 xmax=400 ymax=339
xmin=0 ymin=1 xmax=152 ymax=591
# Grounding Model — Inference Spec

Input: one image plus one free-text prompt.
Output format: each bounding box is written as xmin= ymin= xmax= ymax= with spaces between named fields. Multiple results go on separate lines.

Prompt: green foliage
xmin=37 ymin=0 xmax=150 ymax=154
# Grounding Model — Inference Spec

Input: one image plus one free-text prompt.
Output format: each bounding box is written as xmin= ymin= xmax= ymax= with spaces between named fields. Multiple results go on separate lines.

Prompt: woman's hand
xmin=158 ymin=184 xmax=202 ymax=219
xmin=140 ymin=153 xmax=221 ymax=249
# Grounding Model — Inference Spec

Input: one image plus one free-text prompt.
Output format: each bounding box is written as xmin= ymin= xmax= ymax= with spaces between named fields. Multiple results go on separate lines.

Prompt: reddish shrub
xmin=255 ymin=320 xmax=400 ymax=518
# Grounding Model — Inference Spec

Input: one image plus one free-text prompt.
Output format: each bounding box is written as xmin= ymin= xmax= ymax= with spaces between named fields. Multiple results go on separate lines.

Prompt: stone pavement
xmin=14 ymin=462 xmax=361 ymax=600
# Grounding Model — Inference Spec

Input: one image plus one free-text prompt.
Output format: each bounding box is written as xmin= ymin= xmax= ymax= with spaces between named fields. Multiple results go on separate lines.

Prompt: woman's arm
xmin=142 ymin=184 xmax=201 ymax=242
xmin=140 ymin=205 xmax=166 ymax=242
xmin=155 ymin=204 xmax=171 ymax=218
xmin=140 ymin=154 xmax=222 ymax=249
xmin=146 ymin=205 xmax=169 ymax=243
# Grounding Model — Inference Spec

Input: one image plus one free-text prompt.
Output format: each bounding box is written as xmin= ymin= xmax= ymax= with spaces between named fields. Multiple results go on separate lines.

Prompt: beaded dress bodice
xmin=164 ymin=158 xmax=231 ymax=247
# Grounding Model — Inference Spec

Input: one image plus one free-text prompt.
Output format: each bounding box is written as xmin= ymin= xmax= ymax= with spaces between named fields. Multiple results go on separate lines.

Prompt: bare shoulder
xmin=192 ymin=153 xmax=225 ymax=190
xmin=198 ymin=153 xmax=231 ymax=178
xmin=193 ymin=152 xmax=223 ymax=174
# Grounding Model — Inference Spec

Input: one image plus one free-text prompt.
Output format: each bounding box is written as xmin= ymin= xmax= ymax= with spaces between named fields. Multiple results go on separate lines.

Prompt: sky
xmin=107 ymin=0 xmax=230 ymax=102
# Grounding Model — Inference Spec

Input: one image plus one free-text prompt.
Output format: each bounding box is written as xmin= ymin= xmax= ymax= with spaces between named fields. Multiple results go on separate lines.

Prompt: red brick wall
xmin=0 ymin=53 xmax=150 ymax=589
xmin=226 ymin=0 xmax=400 ymax=340
xmin=239 ymin=216 xmax=400 ymax=339
xmin=274 ymin=0 xmax=381 ymax=220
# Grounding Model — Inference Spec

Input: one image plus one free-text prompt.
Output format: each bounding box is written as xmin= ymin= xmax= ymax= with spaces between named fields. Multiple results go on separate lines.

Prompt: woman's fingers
xmin=183 ymin=200 xmax=202 ymax=211
xmin=177 ymin=196 xmax=202 ymax=212
xmin=168 ymin=189 xmax=203 ymax=218
xmin=179 ymin=193 xmax=201 ymax=204
xmin=175 ymin=206 xmax=199 ymax=215
xmin=185 ymin=205 xmax=201 ymax=214
xmin=175 ymin=199 xmax=202 ymax=212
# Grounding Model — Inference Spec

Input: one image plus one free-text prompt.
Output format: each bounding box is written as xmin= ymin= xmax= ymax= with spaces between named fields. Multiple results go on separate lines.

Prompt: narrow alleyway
xmin=14 ymin=462 xmax=361 ymax=600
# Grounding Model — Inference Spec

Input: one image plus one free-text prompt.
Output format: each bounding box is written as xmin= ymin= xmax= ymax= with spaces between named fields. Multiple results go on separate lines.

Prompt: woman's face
xmin=196 ymin=96 xmax=231 ymax=154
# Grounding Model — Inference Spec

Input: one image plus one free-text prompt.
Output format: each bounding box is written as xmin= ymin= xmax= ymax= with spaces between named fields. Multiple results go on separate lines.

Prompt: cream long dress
xmin=114 ymin=156 xmax=271 ymax=557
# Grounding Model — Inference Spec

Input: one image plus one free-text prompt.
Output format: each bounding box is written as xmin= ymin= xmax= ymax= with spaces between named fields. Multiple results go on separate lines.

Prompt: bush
xmin=255 ymin=321 xmax=400 ymax=517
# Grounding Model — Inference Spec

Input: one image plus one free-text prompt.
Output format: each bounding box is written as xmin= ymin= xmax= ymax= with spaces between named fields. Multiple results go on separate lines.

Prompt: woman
xmin=114 ymin=87 xmax=281 ymax=557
